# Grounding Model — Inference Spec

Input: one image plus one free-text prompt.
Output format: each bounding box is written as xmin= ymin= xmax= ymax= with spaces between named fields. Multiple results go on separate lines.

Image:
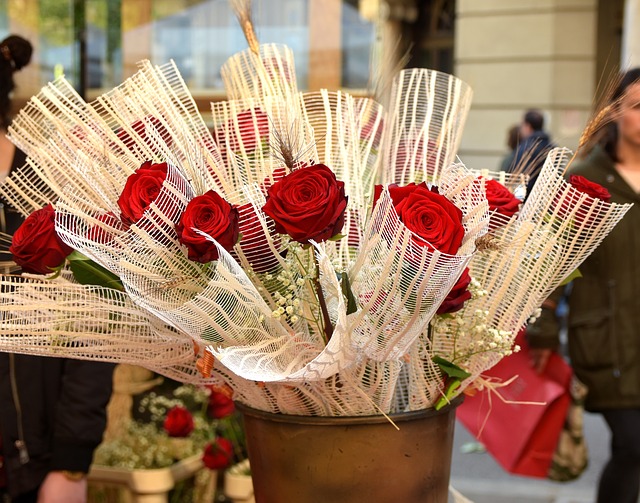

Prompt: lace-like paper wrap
xmin=0 ymin=276 xmax=207 ymax=383
xmin=221 ymin=44 xmax=298 ymax=101
xmin=380 ymin=68 xmax=473 ymax=186
xmin=0 ymin=40 xmax=632 ymax=416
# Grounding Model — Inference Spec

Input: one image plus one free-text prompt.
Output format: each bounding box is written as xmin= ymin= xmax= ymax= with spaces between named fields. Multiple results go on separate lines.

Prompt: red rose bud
xmin=10 ymin=204 xmax=73 ymax=275
xmin=569 ymin=175 xmax=611 ymax=202
xmin=481 ymin=177 xmax=520 ymax=229
xmin=202 ymin=437 xmax=234 ymax=470
xmin=262 ymin=164 xmax=348 ymax=244
xmin=118 ymin=161 xmax=168 ymax=226
xmin=207 ymin=389 xmax=235 ymax=419
xmin=436 ymin=267 xmax=472 ymax=315
xmin=484 ymin=178 xmax=520 ymax=217
xmin=388 ymin=182 xmax=464 ymax=255
xmin=176 ymin=190 xmax=240 ymax=263
xmin=163 ymin=406 xmax=194 ymax=438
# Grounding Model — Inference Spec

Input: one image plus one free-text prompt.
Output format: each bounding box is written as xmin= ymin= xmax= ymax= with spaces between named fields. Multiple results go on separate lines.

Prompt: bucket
xmin=236 ymin=397 xmax=462 ymax=503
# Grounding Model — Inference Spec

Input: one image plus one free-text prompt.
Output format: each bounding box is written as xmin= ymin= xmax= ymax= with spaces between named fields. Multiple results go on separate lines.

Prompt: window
xmin=1 ymin=0 xmax=376 ymax=110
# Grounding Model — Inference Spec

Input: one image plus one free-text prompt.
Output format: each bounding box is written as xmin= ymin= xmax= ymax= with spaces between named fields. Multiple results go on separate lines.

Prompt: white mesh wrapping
xmin=0 ymin=276 xmax=211 ymax=384
xmin=380 ymin=68 xmax=473 ymax=185
xmin=221 ymin=44 xmax=298 ymax=101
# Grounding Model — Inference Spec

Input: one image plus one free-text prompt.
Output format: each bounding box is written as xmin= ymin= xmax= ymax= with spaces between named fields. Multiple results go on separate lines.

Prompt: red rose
xmin=569 ymin=175 xmax=611 ymax=202
xmin=207 ymin=389 xmax=235 ymax=419
xmin=388 ymin=183 xmax=465 ymax=255
xmin=483 ymin=178 xmax=520 ymax=218
xmin=163 ymin=406 xmax=194 ymax=438
xmin=176 ymin=190 xmax=240 ymax=263
xmin=262 ymin=164 xmax=348 ymax=244
xmin=202 ymin=437 xmax=234 ymax=470
xmin=10 ymin=204 xmax=73 ymax=274
xmin=118 ymin=161 xmax=168 ymax=226
xmin=436 ymin=267 xmax=472 ymax=315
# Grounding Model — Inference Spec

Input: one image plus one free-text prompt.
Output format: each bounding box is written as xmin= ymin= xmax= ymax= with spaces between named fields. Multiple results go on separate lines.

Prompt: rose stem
xmin=312 ymin=251 xmax=334 ymax=344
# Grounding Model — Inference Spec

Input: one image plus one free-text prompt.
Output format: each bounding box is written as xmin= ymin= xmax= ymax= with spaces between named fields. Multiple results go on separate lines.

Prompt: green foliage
xmin=67 ymin=251 xmax=124 ymax=291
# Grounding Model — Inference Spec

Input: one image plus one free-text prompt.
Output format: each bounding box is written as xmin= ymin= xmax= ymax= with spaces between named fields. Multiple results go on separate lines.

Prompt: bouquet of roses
xmin=0 ymin=28 xmax=631 ymax=417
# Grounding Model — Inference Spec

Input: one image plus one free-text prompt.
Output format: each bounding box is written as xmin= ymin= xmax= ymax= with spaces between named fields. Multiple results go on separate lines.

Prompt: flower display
xmin=93 ymin=382 xmax=245 ymax=471
xmin=436 ymin=268 xmax=472 ymax=315
xmin=207 ymin=385 xmax=236 ymax=419
xmin=0 ymin=28 xmax=632 ymax=422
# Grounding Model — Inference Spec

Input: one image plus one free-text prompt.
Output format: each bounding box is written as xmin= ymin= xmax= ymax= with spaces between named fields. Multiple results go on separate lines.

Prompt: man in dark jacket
xmin=0 ymin=355 xmax=114 ymax=503
xmin=508 ymin=109 xmax=556 ymax=196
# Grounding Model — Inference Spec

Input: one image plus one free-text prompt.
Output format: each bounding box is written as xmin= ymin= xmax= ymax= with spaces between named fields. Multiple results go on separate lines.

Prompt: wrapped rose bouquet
xmin=0 ymin=36 xmax=632 ymax=417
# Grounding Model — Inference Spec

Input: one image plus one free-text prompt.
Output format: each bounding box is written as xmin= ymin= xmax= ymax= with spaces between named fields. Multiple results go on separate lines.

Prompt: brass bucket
xmin=237 ymin=397 xmax=462 ymax=503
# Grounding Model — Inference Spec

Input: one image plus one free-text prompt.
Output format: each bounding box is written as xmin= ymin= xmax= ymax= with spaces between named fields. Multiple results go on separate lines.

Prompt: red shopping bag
xmin=456 ymin=334 xmax=572 ymax=478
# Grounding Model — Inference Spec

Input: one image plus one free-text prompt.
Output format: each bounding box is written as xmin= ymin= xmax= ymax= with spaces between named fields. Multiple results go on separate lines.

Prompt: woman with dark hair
xmin=0 ymin=34 xmax=115 ymax=503
xmin=0 ymin=35 xmax=31 ymax=193
xmin=529 ymin=67 xmax=640 ymax=503
xmin=0 ymin=35 xmax=33 ymax=130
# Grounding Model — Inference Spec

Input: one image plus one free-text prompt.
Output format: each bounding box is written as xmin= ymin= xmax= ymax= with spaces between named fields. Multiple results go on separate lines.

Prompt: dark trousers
xmin=598 ymin=408 xmax=640 ymax=503
xmin=0 ymin=488 xmax=37 ymax=503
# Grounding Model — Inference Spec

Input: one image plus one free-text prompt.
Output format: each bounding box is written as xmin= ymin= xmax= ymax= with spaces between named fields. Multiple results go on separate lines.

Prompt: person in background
xmin=508 ymin=109 xmax=556 ymax=196
xmin=529 ymin=67 xmax=640 ymax=503
xmin=0 ymin=34 xmax=115 ymax=503
xmin=499 ymin=123 xmax=520 ymax=171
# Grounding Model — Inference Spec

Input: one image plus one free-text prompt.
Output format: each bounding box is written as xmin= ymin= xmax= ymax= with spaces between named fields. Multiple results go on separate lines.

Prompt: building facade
xmin=1 ymin=0 xmax=638 ymax=171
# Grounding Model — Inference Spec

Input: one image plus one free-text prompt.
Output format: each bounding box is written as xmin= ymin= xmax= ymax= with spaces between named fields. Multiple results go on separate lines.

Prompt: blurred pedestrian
xmin=508 ymin=109 xmax=556 ymax=196
xmin=499 ymin=123 xmax=520 ymax=171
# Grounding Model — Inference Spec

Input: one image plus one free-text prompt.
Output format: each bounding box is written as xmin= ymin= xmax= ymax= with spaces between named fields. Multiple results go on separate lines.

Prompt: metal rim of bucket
xmin=235 ymin=394 xmax=463 ymax=426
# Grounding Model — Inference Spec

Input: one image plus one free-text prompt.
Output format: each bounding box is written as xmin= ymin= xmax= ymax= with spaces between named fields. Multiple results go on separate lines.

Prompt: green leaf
xmin=433 ymin=356 xmax=471 ymax=380
xmin=67 ymin=251 xmax=124 ymax=291
xmin=339 ymin=272 xmax=358 ymax=315
xmin=559 ymin=268 xmax=581 ymax=286
xmin=435 ymin=380 xmax=462 ymax=410
xmin=433 ymin=356 xmax=470 ymax=410
xmin=328 ymin=233 xmax=346 ymax=242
